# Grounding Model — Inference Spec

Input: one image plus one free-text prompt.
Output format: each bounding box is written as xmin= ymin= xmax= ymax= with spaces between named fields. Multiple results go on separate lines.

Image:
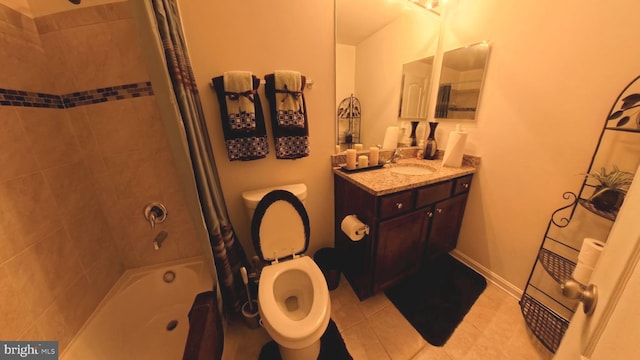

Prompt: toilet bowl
xmin=242 ymin=184 xmax=331 ymax=360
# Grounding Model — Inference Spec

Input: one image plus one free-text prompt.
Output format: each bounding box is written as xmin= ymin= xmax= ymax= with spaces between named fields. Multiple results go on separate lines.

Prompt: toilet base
xmin=278 ymin=339 xmax=320 ymax=360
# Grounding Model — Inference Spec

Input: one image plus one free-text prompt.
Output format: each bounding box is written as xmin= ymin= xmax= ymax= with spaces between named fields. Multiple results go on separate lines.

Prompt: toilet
xmin=242 ymin=184 xmax=331 ymax=360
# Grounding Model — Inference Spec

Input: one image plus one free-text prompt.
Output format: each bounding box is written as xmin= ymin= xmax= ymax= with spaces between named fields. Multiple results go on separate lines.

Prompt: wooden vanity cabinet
xmin=334 ymin=173 xmax=473 ymax=300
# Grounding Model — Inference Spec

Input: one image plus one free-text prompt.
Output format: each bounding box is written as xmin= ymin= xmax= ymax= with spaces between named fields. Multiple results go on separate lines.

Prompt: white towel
xmin=274 ymin=70 xmax=305 ymax=127
xmin=223 ymin=71 xmax=256 ymax=131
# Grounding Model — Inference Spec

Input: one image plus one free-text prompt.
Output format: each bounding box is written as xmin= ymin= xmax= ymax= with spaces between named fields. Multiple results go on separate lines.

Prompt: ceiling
xmin=337 ymin=0 xmax=440 ymax=46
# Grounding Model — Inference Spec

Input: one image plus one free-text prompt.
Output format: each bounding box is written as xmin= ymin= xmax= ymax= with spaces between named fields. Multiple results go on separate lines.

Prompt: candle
xmin=369 ymin=147 xmax=379 ymax=165
xmin=345 ymin=149 xmax=357 ymax=169
xmin=354 ymin=143 xmax=363 ymax=150
xmin=358 ymin=155 xmax=369 ymax=168
xmin=335 ymin=145 xmax=341 ymax=154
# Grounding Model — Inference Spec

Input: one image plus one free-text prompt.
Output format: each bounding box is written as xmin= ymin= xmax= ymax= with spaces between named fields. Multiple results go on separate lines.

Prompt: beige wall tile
xmin=31 ymin=228 xmax=85 ymax=300
xmin=43 ymin=161 xmax=99 ymax=220
xmin=59 ymin=274 xmax=100 ymax=337
xmin=64 ymin=205 xmax=118 ymax=270
xmin=18 ymin=108 xmax=81 ymax=169
xmin=0 ymin=107 xmax=40 ymax=182
xmin=4 ymin=243 xmax=55 ymax=324
xmin=0 ymin=173 xmax=62 ymax=263
xmin=0 ymin=263 xmax=36 ymax=339
xmin=86 ymin=97 xmax=168 ymax=155
xmin=54 ymin=19 xmax=148 ymax=90
xmin=34 ymin=303 xmax=75 ymax=351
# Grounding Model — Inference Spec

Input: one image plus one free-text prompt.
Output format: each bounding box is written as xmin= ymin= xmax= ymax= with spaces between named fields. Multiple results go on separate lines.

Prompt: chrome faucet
xmin=143 ymin=202 xmax=167 ymax=229
xmin=153 ymin=231 xmax=168 ymax=250
xmin=388 ymin=148 xmax=403 ymax=163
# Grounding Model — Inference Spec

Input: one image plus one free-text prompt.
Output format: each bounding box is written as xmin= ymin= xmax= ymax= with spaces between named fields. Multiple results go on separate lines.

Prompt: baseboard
xmin=450 ymin=250 xmax=523 ymax=301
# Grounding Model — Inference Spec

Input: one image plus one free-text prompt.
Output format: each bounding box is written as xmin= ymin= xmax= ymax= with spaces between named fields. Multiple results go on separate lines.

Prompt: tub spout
xmin=153 ymin=231 xmax=168 ymax=250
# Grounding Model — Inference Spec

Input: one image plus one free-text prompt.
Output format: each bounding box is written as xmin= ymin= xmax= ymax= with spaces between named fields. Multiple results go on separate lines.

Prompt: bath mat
xmin=384 ymin=254 xmax=487 ymax=346
xmin=258 ymin=319 xmax=352 ymax=360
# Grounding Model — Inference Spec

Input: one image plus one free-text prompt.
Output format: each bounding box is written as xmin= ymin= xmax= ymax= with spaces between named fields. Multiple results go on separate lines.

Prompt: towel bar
xmin=210 ymin=79 xmax=314 ymax=89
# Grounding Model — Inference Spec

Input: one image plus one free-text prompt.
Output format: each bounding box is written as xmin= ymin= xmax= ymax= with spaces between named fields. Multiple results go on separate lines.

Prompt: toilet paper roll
xmin=382 ymin=126 xmax=400 ymax=150
xmin=341 ymin=215 xmax=367 ymax=242
xmin=442 ymin=125 xmax=468 ymax=168
xmin=578 ymin=238 xmax=605 ymax=267
xmin=572 ymin=261 xmax=594 ymax=285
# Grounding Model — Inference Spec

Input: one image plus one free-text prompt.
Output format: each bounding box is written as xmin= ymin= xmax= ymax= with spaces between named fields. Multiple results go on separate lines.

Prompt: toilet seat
xmin=258 ymin=256 xmax=330 ymax=347
xmin=251 ymin=189 xmax=310 ymax=263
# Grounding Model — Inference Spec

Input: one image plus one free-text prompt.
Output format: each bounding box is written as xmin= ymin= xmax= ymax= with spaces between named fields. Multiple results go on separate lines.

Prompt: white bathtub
xmin=62 ymin=257 xmax=214 ymax=360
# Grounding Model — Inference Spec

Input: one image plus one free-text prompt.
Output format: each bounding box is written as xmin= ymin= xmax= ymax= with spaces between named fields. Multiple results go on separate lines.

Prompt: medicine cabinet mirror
xmin=434 ymin=41 xmax=490 ymax=120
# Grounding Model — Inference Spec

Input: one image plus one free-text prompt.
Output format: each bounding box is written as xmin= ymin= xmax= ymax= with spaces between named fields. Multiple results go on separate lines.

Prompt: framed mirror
xmin=435 ymin=41 xmax=490 ymax=120
xmin=336 ymin=0 xmax=441 ymax=148
xmin=399 ymin=56 xmax=434 ymax=120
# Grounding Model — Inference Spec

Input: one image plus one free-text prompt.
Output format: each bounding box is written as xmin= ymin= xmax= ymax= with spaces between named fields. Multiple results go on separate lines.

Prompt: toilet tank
xmin=242 ymin=183 xmax=307 ymax=221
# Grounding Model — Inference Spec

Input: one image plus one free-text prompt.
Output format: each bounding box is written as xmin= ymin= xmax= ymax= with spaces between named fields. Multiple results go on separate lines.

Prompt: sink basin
xmin=390 ymin=165 xmax=435 ymax=176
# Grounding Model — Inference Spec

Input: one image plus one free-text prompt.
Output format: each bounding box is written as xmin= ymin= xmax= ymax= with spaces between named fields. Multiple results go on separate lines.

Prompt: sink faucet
xmin=388 ymin=149 xmax=403 ymax=163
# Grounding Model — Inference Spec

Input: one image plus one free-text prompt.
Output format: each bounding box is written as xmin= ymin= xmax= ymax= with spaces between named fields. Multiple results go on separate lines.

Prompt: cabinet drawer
xmin=379 ymin=191 xmax=414 ymax=219
xmin=453 ymin=175 xmax=473 ymax=195
xmin=416 ymin=181 xmax=452 ymax=208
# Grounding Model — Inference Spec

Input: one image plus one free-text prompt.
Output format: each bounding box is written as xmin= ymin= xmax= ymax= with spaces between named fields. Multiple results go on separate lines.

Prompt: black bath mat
xmin=384 ymin=254 xmax=487 ymax=346
xmin=258 ymin=319 xmax=352 ymax=360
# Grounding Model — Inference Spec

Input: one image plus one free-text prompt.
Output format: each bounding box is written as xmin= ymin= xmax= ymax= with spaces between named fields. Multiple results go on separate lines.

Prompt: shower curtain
xmin=151 ymin=0 xmax=248 ymax=313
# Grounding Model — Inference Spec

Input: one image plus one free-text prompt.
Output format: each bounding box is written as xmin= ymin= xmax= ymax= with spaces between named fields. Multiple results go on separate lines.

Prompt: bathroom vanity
xmin=333 ymin=157 xmax=477 ymax=300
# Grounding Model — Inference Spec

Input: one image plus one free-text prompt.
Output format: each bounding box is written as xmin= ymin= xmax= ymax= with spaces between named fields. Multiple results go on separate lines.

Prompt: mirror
xmin=336 ymin=0 xmax=441 ymax=148
xmin=434 ymin=41 xmax=490 ymax=120
xmin=399 ymin=56 xmax=434 ymax=120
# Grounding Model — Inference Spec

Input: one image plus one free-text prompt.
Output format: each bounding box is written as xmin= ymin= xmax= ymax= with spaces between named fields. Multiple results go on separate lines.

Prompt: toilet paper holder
xmin=356 ymin=224 xmax=370 ymax=236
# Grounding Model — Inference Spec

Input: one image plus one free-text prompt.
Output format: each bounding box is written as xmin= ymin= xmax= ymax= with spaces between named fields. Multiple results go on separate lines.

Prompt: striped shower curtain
xmin=151 ymin=0 xmax=249 ymax=313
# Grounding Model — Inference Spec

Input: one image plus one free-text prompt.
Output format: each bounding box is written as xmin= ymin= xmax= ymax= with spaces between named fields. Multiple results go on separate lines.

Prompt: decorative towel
xmin=274 ymin=71 xmax=305 ymax=128
xmin=223 ymin=71 xmax=257 ymax=131
xmin=212 ymin=74 xmax=269 ymax=161
xmin=264 ymin=73 xmax=310 ymax=159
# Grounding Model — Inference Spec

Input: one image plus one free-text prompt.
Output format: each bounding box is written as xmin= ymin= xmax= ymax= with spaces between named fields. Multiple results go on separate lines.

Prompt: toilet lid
xmin=251 ymin=190 xmax=310 ymax=262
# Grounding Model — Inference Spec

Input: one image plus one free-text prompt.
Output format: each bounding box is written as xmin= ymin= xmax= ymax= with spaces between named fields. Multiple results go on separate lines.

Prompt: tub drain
xmin=166 ymin=320 xmax=178 ymax=331
xmin=163 ymin=270 xmax=176 ymax=283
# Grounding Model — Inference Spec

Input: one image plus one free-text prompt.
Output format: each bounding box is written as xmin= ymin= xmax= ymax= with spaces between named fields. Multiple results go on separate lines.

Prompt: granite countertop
xmin=333 ymin=157 xmax=479 ymax=196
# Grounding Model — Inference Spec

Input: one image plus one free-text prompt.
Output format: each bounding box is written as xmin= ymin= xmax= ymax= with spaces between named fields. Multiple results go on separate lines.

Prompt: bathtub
xmin=62 ymin=257 xmax=214 ymax=360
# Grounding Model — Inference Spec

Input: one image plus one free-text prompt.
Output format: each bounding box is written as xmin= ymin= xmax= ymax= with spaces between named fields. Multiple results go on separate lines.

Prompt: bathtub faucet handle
xmin=144 ymin=202 xmax=168 ymax=229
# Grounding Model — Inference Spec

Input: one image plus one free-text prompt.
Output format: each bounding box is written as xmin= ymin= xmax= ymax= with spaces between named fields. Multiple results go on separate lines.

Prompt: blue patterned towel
xmin=265 ymin=73 xmax=310 ymax=159
xmin=212 ymin=75 xmax=269 ymax=161
xmin=274 ymin=70 xmax=305 ymax=128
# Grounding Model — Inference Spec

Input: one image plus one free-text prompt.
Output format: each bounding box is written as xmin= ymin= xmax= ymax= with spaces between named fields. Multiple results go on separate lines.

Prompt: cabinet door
xmin=374 ymin=208 xmax=429 ymax=291
xmin=427 ymin=193 xmax=468 ymax=258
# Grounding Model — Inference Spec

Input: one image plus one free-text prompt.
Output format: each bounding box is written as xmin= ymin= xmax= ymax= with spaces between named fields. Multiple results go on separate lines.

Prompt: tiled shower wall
xmin=0 ymin=1 xmax=202 ymax=351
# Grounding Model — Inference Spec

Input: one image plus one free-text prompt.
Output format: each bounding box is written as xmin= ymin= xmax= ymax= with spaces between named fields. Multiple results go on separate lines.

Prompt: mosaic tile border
xmin=0 ymin=81 xmax=154 ymax=109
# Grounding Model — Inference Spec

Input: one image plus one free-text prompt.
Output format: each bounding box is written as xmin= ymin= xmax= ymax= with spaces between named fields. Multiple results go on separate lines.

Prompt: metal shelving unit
xmin=520 ymin=75 xmax=640 ymax=353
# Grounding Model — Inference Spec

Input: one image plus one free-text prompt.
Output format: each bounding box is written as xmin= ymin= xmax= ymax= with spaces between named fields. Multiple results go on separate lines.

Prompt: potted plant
xmin=585 ymin=165 xmax=635 ymax=212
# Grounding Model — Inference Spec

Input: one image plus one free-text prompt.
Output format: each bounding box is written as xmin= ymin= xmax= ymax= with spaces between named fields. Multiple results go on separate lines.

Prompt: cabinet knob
xmin=436 ymin=208 xmax=443 ymax=214
xmin=395 ymin=202 xmax=403 ymax=209
xmin=462 ymin=183 xmax=469 ymax=189
xmin=426 ymin=211 xmax=433 ymax=218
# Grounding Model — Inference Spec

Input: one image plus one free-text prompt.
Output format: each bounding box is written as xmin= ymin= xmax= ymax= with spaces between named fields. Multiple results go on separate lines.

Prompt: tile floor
xmin=221 ymin=274 xmax=553 ymax=360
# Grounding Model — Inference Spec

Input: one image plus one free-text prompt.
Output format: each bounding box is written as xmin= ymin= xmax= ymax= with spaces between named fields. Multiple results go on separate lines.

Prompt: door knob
xmin=560 ymin=279 xmax=598 ymax=315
